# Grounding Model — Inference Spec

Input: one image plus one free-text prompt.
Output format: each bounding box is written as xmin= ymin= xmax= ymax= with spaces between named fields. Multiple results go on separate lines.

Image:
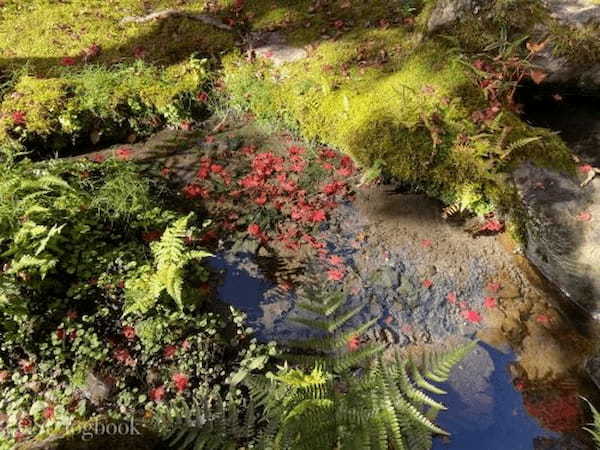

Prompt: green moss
xmin=0 ymin=59 xmax=209 ymax=152
xmin=0 ymin=0 xmax=233 ymax=73
xmin=223 ymin=17 xmax=573 ymax=215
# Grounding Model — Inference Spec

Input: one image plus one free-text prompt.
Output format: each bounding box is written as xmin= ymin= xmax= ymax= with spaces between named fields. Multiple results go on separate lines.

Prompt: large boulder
xmin=515 ymin=162 xmax=600 ymax=316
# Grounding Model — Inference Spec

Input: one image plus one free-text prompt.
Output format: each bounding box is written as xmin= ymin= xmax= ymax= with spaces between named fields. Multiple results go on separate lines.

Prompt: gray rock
xmin=427 ymin=0 xmax=480 ymax=31
xmin=249 ymin=32 xmax=308 ymax=67
xmin=515 ymin=162 xmax=600 ymax=316
xmin=83 ymin=372 xmax=113 ymax=405
xmin=543 ymin=0 xmax=600 ymax=25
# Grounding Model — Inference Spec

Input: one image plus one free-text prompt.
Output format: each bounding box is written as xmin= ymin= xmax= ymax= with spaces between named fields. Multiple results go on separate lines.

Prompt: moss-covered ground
xmin=1 ymin=0 xmax=598 ymax=217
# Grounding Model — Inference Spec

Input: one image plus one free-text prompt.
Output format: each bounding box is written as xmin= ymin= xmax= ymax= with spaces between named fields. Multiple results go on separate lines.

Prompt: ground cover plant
xmin=0 ymin=155 xmax=274 ymax=447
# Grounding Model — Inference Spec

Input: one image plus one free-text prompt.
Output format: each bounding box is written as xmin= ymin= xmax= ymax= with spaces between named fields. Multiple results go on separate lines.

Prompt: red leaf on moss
xmin=115 ymin=147 xmax=134 ymax=160
xmin=171 ymin=373 xmax=189 ymax=392
xmin=122 ymin=325 xmax=136 ymax=340
xmin=43 ymin=406 xmax=55 ymax=420
xmin=90 ymin=153 xmax=105 ymax=163
xmin=149 ymin=385 xmax=166 ymax=402
xmin=163 ymin=345 xmax=177 ymax=359
xmin=11 ymin=111 xmax=26 ymax=125
xmin=536 ymin=314 xmax=552 ymax=325
xmin=247 ymin=223 xmax=262 ymax=237
xmin=347 ymin=335 xmax=360 ymax=351
xmin=530 ymin=70 xmax=547 ymax=85
xmin=183 ymin=184 xmax=209 ymax=199
xmin=60 ymin=57 xmax=77 ymax=66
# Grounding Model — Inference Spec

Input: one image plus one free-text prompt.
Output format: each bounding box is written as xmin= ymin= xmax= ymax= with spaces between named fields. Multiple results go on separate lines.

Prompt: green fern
xmin=583 ymin=397 xmax=600 ymax=448
xmin=125 ymin=213 xmax=211 ymax=314
xmin=167 ymin=288 xmax=474 ymax=449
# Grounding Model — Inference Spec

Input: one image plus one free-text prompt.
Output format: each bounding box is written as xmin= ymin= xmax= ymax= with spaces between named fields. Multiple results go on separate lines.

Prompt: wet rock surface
xmin=517 ymin=94 xmax=600 ymax=316
xmin=515 ymin=163 xmax=600 ymax=316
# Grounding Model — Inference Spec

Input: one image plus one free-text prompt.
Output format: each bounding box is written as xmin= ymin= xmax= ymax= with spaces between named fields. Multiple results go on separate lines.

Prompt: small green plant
xmin=125 ymin=213 xmax=212 ymax=314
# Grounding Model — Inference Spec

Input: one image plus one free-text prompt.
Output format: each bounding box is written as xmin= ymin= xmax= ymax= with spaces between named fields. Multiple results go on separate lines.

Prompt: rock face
xmin=426 ymin=0 xmax=480 ymax=31
xmin=515 ymin=163 xmax=600 ymax=316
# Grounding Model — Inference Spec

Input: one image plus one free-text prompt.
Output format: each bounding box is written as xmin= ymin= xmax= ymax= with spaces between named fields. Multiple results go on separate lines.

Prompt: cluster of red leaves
xmin=523 ymin=389 xmax=582 ymax=433
xmin=478 ymin=219 xmax=504 ymax=234
xmin=182 ymin=140 xmax=356 ymax=256
xmin=445 ymin=286 xmax=498 ymax=324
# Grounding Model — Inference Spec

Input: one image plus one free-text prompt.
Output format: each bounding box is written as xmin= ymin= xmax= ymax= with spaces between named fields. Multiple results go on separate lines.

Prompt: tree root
xmin=120 ymin=9 xmax=232 ymax=31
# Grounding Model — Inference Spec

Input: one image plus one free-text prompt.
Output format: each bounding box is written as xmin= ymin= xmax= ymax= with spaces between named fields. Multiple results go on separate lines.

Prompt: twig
xmin=573 ymin=154 xmax=600 ymax=187
xmin=120 ymin=9 xmax=232 ymax=31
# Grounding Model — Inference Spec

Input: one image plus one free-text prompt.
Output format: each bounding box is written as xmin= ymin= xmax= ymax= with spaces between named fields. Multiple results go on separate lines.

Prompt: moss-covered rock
xmin=222 ymin=0 xmax=573 ymax=214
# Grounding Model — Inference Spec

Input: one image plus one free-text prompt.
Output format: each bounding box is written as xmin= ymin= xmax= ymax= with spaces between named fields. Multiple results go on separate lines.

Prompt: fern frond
xmin=423 ymin=340 xmax=477 ymax=383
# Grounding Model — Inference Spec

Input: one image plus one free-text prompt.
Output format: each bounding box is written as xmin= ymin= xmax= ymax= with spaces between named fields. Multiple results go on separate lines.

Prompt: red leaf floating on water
xmin=328 ymin=255 xmax=343 ymax=266
xmin=446 ymin=292 xmax=457 ymax=304
xmin=487 ymin=281 xmax=501 ymax=293
xmin=484 ymin=296 xmax=497 ymax=309
xmin=462 ymin=310 xmax=482 ymax=323
xmin=327 ymin=268 xmax=345 ymax=281
xmin=576 ymin=211 xmax=592 ymax=222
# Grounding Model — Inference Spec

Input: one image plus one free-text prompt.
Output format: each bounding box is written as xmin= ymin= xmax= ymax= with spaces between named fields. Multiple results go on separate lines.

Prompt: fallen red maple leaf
xmin=462 ymin=310 xmax=482 ymax=323
xmin=479 ymin=219 xmax=504 ymax=233
xmin=422 ymin=279 xmax=433 ymax=289
xmin=484 ymin=297 xmax=497 ymax=309
xmin=576 ymin=211 xmax=592 ymax=222
xmin=446 ymin=292 xmax=457 ymax=304
xmin=327 ymin=268 xmax=345 ymax=281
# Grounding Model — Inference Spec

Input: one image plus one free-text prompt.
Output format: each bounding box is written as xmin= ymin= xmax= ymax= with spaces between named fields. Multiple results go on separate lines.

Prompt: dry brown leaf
xmin=530 ymin=70 xmax=547 ymax=85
